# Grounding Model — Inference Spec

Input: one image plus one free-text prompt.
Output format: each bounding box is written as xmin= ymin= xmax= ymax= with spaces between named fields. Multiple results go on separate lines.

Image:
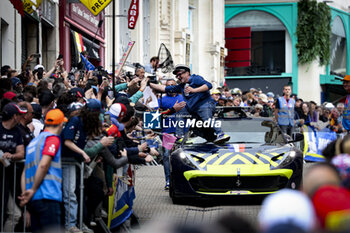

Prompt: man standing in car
xmin=150 ymin=64 xmax=230 ymax=144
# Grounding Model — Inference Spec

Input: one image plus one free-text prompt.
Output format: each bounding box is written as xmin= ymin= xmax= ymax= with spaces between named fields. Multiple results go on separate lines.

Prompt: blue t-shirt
xmin=164 ymin=74 xmax=213 ymax=112
xmin=158 ymin=94 xmax=184 ymax=133
xmin=61 ymin=116 xmax=87 ymax=160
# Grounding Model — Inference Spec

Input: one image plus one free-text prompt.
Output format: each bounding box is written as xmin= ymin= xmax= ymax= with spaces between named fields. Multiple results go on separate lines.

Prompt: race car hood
xmin=182 ymin=143 xmax=291 ymax=168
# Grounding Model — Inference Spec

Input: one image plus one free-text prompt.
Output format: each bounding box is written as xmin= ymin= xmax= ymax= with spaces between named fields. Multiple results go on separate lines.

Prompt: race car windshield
xmin=187 ymin=119 xmax=283 ymax=145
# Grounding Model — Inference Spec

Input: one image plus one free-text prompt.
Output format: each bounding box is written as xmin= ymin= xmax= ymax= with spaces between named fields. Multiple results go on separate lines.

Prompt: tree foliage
xmin=296 ymin=0 xmax=331 ymax=66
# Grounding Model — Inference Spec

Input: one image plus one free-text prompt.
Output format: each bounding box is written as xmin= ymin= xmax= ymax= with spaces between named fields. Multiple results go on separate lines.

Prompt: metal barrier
xmin=1 ymin=160 xmax=25 ymax=233
xmin=0 ymin=160 xmax=85 ymax=232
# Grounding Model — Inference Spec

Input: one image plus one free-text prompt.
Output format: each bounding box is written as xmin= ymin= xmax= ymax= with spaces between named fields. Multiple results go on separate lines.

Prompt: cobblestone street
xmin=133 ymin=166 xmax=262 ymax=228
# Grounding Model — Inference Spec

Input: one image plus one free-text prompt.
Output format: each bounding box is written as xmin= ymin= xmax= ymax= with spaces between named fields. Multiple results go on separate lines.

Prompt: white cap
xmin=258 ymin=189 xmax=316 ymax=232
xmin=107 ymin=103 xmax=127 ymax=118
xmin=34 ymin=64 xmax=45 ymax=71
xmin=325 ymin=103 xmax=335 ymax=109
xmin=259 ymin=94 xmax=268 ymax=103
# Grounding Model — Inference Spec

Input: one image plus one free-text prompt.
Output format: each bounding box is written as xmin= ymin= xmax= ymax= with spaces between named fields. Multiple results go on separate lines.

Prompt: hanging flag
xmin=162 ymin=133 xmax=177 ymax=150
xmin=302 ymin=125 xmax=336 ymax=162
xmin=74 ymin=32 xmax=84 ymax=62
xmin=128 ymin=0 xmax=139 ymax=29
xmin=108 ymin=165 xmax=136 ymax=229
xmin=80 ymin=53 xmax=95 ymax=71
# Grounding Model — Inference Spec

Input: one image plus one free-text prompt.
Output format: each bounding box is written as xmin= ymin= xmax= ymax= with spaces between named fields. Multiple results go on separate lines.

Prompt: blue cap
xmin=11 ymin=77 xmax=22 ymax=88
xmin=86 ymin=99 xmax=104 ymax=113
xmin=70 ymin=87 xmax=85 ymax=98
xmin=266 ymin=92 xmax=275 ymax=98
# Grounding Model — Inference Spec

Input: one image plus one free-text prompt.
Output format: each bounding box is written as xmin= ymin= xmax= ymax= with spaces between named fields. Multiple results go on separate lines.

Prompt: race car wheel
xmin=169 ymin=174 xmax=182 ymax=204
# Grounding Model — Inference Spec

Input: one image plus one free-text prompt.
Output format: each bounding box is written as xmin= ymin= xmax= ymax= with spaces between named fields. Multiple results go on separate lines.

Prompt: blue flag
xmin=80 ymin=53 xmax=95 ymax=71
xmin=109 ymin=178 xmax=135 ymax=229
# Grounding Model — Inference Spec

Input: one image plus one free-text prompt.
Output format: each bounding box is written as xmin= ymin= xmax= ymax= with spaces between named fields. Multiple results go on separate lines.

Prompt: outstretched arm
xmin=149 ymin=83 xmax=166 ymax=93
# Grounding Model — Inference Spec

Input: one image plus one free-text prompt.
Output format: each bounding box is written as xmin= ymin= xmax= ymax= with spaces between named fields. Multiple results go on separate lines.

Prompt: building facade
xmin=0 ymin=0 xmax=59 ymax=73
xmin=225 ymin=0 xmax=350 ymax=104
xmin=59 ymin=0 xmax=105 ymax=71
xmin=104 ymin=0 xmax=226 ymax=87
xmin=0 ymin=0 xmax=23 ymax=70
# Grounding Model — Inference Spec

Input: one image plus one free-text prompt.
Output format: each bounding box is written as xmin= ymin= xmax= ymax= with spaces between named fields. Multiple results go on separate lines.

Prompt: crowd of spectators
xmin=0 ymin=52 xmax=349 ymax=233
xmin=0 ymin=54 xmax=162 ymax=233
xmin=209 ymin=85 xmax=347 ymax=135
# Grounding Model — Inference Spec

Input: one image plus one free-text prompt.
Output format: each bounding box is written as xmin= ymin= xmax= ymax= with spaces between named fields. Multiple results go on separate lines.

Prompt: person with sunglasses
xmin=149 ymin=64 xmax=230 ymax=144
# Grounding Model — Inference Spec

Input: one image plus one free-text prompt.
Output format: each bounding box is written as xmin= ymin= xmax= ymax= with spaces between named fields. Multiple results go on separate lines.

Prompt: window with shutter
xmin=225 ymin=10 xmax=287 ymax=77
xmin=225 ymin=27 xmax=251 ymax=68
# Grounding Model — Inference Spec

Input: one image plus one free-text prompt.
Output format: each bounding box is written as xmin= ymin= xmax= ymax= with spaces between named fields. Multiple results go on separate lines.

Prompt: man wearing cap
xmin=69 ymin=88 xmax=86 ymax=104
xmin=19 ymin=109 xmax=67 ymax=232
xmin=0 ymin=103 xmax=26 ymax=231
xmin=218 ymin=96 xmax=227 ymax=107
xmin=18 ymin=102 xmax=35 ymax=147
xmin=4 ymin=102 xmax=36 ymax=231
xmin=11 ymin=77 xmax=23 ymax=93
xmin=258 ymin=94 xmax=273 ymax=117
xmin=211 ymin=89 xmax=221 ymax=104
xmin=107 ymin=103 xmax=154 ymax=164
xmin=341 ymin=75 xmax=350 ymax=132
xmin=61 ymin=100 xmax=100 ymax=233
xmin=274 ymin=85 xmax=295 ymax=136
xmin=150 ymin=64 xmax=230 ymax=144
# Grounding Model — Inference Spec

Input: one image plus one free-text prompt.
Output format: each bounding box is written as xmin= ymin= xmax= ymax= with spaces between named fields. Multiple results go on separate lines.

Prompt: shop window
xmin=225 ymin=10 xmax=289 ymax=76
xmin=330 ymin=16 xmax=346 ymax=77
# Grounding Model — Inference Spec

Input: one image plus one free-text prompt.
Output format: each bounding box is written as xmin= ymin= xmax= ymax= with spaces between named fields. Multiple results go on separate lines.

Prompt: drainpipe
xmin=38 ymin=10 xmax=42 ymax=64
xmin=14 ymin=9 xmax=16 ymax=69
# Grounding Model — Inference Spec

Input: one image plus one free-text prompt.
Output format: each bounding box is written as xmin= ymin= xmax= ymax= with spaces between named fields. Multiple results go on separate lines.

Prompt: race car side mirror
xmin=288 ymin=132 xmax=304 ymax=143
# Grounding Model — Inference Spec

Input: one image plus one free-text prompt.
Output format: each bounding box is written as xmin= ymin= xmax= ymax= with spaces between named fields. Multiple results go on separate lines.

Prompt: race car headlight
xmin=270 ymin=151 xmax=296 ymax=170
xmin=179 ymin=152 xmax=205 ymax=170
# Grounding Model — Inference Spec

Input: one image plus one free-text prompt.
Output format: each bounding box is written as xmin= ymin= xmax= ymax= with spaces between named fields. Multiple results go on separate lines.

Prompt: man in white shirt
xmin=31 ymin=103 xmax=44 ymax=137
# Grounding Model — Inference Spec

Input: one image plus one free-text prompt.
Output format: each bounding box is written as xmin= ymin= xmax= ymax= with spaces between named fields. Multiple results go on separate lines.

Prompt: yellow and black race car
xmin=169 ymin=107 xmax=304 ymax=204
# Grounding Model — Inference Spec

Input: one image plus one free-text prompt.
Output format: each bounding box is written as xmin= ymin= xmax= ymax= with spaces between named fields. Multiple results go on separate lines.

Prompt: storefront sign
xmin=68 ymin=3 xmax=105 ymax=39
xmin=128 ymin=0 xmax=139 ymax=29
xmin=23 ymin=0 xmax=41 ymax=15
xmin=80 ymin=0 xmax=112 ymax=16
